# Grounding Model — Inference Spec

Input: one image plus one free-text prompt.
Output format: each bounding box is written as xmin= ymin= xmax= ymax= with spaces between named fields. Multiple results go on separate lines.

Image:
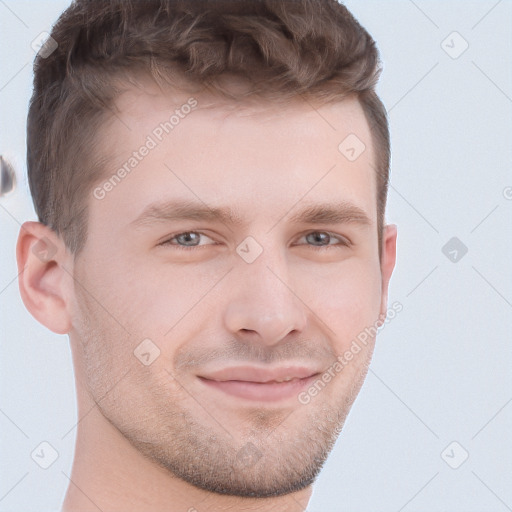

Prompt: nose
xmin=222 ymin=248 xmax=307 ymax=347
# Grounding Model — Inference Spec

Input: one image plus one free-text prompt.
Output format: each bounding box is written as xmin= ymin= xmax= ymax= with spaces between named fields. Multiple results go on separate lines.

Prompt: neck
xmin=61 ymin=379 xmax=312 ymax=512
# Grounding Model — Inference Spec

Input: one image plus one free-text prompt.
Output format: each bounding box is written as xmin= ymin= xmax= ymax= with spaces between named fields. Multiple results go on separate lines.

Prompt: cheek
xmin=302 ymin=259 xmax=382 ymax=346
xmin=104 ymin=258 xmax=228 ymax=337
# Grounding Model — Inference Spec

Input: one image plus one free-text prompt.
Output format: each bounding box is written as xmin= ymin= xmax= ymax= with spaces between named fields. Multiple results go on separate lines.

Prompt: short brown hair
xmin=27 ymin=0 xmax=390 ymax=257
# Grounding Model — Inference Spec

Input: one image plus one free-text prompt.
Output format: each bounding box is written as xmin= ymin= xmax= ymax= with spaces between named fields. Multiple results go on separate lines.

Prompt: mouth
xmin=197 ymin=366 xmax=322 ymax=402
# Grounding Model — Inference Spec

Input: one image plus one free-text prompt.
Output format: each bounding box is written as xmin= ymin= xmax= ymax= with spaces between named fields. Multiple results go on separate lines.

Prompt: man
xmin=16 ymin=1 xmax=396 ymax=510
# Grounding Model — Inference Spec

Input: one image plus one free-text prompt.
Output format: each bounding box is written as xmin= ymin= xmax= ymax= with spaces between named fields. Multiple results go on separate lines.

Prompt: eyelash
xmin=158 ymin=231 xmax=351 ymax=251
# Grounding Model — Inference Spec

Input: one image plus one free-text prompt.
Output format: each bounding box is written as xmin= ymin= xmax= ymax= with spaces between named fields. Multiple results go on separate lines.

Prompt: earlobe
xmin=16 ymin=221 xmax=73 ymax=335
xmin=379 ymin=223 xmax=397 ymax=319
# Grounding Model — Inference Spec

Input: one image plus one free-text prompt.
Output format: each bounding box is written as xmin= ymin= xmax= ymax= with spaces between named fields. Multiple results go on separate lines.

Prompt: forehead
xmin=92 ymin=81 xmax=377 ymax=232
xmin=113 ymin=79 xmax=371 ymax=132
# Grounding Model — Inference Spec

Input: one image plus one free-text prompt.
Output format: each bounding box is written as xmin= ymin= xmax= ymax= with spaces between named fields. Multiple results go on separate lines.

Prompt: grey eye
xmin=305 ymin=232 xmax=332 ymax=246
xmin=175 ymin=232 xmax=202 ymax=246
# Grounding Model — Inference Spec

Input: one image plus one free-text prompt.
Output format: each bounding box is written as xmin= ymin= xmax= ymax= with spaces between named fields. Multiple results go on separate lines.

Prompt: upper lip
xmin=198 ymin=365 xmax=321 ymax=383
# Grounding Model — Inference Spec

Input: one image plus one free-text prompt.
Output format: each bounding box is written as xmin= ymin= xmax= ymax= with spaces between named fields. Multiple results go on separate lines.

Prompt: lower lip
xmin=198 ymin=375 xmax=319 ymax=402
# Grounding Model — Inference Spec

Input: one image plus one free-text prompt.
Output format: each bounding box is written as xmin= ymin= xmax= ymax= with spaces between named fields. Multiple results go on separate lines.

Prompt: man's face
xmin=70 ymin=84 xmax=393 ymax=497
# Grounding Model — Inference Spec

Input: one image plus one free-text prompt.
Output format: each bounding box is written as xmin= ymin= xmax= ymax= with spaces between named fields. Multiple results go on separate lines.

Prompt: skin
xmin=17 ymin=81 xmax=396 ymax=512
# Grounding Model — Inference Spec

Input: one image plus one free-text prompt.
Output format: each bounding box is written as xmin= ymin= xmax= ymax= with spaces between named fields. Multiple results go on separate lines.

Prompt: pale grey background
xmin=1 ymin=1 xmax=511 ymax=511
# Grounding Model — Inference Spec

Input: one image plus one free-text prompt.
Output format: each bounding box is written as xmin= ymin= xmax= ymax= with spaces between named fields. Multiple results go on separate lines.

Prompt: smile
xmin=197 ymin=366 xmax=321 ymax=402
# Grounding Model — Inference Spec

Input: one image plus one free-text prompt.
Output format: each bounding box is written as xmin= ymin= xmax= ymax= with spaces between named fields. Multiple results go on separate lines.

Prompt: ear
xmin=16 ymin=221 xmax=74 ymax=335
xmin=379 ymin=223 xmax=397 ymax=319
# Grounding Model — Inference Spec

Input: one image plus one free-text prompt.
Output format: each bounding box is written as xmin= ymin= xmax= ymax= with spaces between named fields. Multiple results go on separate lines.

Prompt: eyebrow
xmin=287 ymin=201 xmax=372 ymax=227
xmin=130 ymin=199 xmax=372 ymax=229
xmin=130 ymin=200 xmax=244 ymax=229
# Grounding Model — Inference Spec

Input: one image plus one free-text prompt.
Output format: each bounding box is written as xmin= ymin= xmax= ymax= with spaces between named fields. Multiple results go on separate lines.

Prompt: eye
xmin=158 ymin=231 xmax=216 ymax=250
xmin=297 ymin=231 xmax=350 ymax=249
xmin=158 ymin=230 xmax=350 ymax=251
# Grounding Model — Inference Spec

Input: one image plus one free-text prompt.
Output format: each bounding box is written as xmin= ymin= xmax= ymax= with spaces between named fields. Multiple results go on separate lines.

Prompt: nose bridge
xmin=223 ymin=240 xmax=307 ymax=345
